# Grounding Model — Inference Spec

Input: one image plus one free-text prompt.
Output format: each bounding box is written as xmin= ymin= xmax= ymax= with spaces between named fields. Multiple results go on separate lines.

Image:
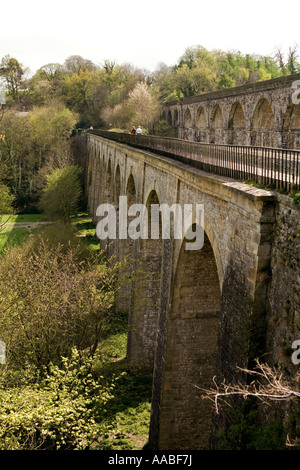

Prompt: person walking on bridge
xmin=136 ymin=125 xmax=142 ymax=135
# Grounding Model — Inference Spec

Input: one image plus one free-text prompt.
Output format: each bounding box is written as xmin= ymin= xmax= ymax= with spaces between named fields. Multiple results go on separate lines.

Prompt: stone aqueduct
xmin=83 ymin=74 xmax=300 ymax=450
xmin=86 ymin=131 xmax=277 ymax=450
xmin=163 ymin=72 xmax=300 ymax=149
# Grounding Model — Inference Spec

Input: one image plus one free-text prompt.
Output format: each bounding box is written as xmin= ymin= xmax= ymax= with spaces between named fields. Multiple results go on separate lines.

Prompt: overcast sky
xmin=1 ymin=0 xmax=299 ymax=75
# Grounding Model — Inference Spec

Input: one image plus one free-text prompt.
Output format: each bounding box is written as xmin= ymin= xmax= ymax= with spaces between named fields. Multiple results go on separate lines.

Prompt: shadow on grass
xmin=93 ymin=308 xmax=153 ymax=450
xmin=0 ymin=227 xmax=32 ymax=252
xmin=95 ymin=358 xmax=153 ymax=450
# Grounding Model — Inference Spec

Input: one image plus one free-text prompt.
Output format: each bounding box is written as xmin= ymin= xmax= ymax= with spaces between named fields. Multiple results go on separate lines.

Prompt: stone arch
xmin=116 ymin=172 xmax=138 ymax=317
xmin=126 ymin=172 xmax=136 ymax=206
xmin=174 ymin=109 xmax=179 ymax=127
xmin=113 ymin=164 xmax=121 ymax=207
xmin=195 ymin=106 xmax=208 ymax=142
xmin=184 ymin=107 xmax=193 ymax=127
xmin=251 ymin=98 xmax=275 ymax=147
xmin=105 ymin=158 xmax=112 ymax=203
xmin=210 ymin=104 xmax=224 ymax=144
xmin=99 ymin=158 xmax=112 ymax=254
xmin=282 ymin=101 xmax=300 ymax=149
xmin=161 ymin=110 xmax=167 ymax=121
xmin=128 ymin=188 xmax=163 ymax=372
xmin=182 ymin=107 xmax=194 ymax=140
xmin=110 ymin=164 xmax=121 ymax=260
xmin=158 ymin=228 xmax=222 ymax=450
xmin=227 ymin=102 xmax=246 ymax=145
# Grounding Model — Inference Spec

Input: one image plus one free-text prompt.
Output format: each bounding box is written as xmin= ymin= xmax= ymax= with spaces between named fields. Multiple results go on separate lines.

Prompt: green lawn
xmin=0 ymin=213 xmax=50 ymax=252
xmin=71 ymin=215 xmax=100 ymax=251
xmin=0 ymin=213 xmax=49 ymax=224
xmin=0 ymin=226 xmax=32 ymax=252
xmin=95 ymin=323 xmax=152 ymax=450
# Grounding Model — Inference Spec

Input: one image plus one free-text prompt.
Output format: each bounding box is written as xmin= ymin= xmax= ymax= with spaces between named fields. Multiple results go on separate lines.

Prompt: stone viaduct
xmin=85 ymin=131 xmax=281 ymax=450
xmin=163 ymin=72 xmax=300 ymax=149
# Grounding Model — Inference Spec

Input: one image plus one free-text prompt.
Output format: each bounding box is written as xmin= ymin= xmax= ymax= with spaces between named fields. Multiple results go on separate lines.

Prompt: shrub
xmin=39 ymin=166 xmax=82 ymax=222
xmin=0 ymin=348 xmax=115 ymax=450
xmin=0 ymin=225 xmax=125 ymax=370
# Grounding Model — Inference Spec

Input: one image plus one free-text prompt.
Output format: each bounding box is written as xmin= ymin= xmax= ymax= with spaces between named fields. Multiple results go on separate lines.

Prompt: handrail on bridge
xmin=88 ymin=129 xmax=300 ymax=192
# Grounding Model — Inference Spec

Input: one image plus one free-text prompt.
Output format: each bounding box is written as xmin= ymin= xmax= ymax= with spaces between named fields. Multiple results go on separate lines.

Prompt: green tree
xmin=0 ymin=224 xmax=126 ymax=369
xmin=0 ymin=103 xmax=77 ymax=208
xmin=63 ymin=68 xmax=108 ymax=127
xmin=64 ymin=55 xmax=97 ymax=75
xmin=39 ymin=166 xmax=82 ymax=222
xmin=0 ymin=184 xmax=14 ymax=231
xmin=0 ymin=55 xmax=25 ymax=102
xmin=101 ymin=82 xmax=161 ymax=132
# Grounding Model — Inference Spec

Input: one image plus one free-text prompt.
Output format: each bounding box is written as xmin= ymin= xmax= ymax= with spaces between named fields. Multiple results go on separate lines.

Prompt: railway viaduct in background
xmin=83 ymin=74 xmax=300 ymax=450
xmin=163 ymin=72 xmax=300 ymax=149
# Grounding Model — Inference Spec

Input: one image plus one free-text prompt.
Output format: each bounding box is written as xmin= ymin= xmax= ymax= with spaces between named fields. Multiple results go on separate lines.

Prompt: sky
xmin=0 ymin=0 xmax=299 ymax=76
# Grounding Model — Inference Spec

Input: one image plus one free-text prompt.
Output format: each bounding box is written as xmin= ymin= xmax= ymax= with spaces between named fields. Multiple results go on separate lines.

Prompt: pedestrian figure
xmin=131 ymin=126 xmax=137 ymax=135
xmin=136 ymin=126 xmax=142 ymax=135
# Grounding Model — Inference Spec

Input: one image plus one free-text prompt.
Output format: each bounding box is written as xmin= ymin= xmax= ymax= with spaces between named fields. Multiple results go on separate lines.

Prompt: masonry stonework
xmin=85 ymin=133 xmax=289 ymax=449
xmin=164 ymin=73 xmax=300 ymax=150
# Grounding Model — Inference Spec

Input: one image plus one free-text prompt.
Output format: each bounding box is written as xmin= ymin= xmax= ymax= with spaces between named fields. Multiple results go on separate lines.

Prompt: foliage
xmin=39 ymin=166 xmax=82 ymax=222
xmin=153 ymin=120 xmax=177 ymax=137
xmin=0 ymin=55 xmax=26 ymax=101
xmin=0 ymin=103 xmax=77 ymax=209
xmin=101 ymin=82 xmax=161 ymax=132
xmin=0 ymin=184 xmax=14 ymax=216
xmin=293 ymin=192 xmax=300 ymax=204
xmin=213 ymin=404 xmax=286 ymax=450
xmin=0 ymin=348 xmax=115 ymax=450
xmin=0 ymin=223 xmax=126 ymax=370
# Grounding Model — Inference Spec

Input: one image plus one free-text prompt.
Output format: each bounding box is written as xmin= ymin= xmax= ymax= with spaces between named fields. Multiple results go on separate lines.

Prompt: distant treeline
xmin=0 ymin=45 xmax=299 ymax=209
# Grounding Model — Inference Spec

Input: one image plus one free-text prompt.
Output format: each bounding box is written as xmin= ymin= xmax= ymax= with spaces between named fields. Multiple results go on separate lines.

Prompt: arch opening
xmin=159 ymin=229 xmax=221 ymax=450
xmin=184 ymin=108 xmax=193 ymax=128
xmin=251 ymin=98 xmax=275 ymax=147
xmin=128 ymin=189 xmax=163 ymax=372
xmin=195 ymin=106 xmax=207 ymax=142
xmin=228 ymin=102 xmax=246 ymax=145
xmin=210 ymin=105 xmax=224 ymax=144
xmin=115 ymin=173 xmax=137 ymax=318
xmin=283 ymin=102 xmax=300 ymax=149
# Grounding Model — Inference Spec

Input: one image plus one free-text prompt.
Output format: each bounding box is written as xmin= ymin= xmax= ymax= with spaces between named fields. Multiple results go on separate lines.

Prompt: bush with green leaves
xmin=0 ymin=223 xmax=127 ymax=370
xmin=0 ymin=185 xmax=14 ymax=230
xmin=39 ymin=165 xmax=82 ymax=222
xmin=0 ymin=348 xmax=115 ymax=450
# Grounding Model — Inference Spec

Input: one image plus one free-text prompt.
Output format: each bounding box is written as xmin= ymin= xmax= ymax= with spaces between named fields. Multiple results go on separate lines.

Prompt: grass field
xmin=0 ymin=213 xmax=49 ymax=252
xmin=0 ymin=225 xmax=33 ymax=252
xmin=0 ymin=212 xmax=100 ymax=253
xmin=96 ymin=315 xmax=152 ymax=450
xmin=0 ymin=214 xmax=49 ymax=224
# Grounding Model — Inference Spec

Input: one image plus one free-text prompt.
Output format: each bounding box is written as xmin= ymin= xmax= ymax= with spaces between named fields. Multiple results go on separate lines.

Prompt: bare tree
xmin=197 ymin=359 xmax=300 ymax=446
xmin=198 ymin=359 xmax=300 ymax=413
xmin=288 ymin=45 xmax=299 ymax=74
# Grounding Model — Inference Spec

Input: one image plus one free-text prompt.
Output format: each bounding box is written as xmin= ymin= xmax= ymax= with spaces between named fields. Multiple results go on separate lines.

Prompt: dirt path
xmin=2 ymin=222 xmax=52 ymax=229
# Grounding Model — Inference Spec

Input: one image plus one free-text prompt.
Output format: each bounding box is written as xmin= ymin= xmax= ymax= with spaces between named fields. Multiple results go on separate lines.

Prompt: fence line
xmin=88 ymin=130 xmax=300 ymax=192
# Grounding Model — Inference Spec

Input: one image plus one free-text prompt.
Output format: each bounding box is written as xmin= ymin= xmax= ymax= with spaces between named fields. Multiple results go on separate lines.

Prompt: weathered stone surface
xmin=86 ymin=133 xmax=300 ymax=450
xmin=164 ymin=73 xmax=300 ymax=149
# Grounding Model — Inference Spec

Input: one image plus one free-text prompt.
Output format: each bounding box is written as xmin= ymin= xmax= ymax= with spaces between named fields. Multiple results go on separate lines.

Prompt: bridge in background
xmin=163 ymin=72 xmax=300 ymax=150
